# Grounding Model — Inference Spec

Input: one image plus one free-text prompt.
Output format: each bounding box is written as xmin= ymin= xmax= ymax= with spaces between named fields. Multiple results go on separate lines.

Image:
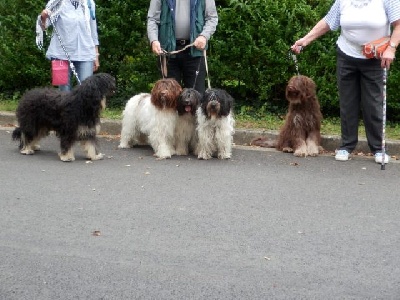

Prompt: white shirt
xmin=324 ymin=0 xmax=400 ymax=58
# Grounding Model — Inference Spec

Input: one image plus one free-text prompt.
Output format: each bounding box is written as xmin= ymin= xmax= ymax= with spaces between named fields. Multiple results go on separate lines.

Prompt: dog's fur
xmin=174 ymin=88 xmax=202 ymax=155
xmin=196 ymin=88 xmax=235 ymax=160
xmin=276 ymin=75 xmax=322 ymax=157
xmin=118 ymin=78 xmax=182 ymax=159
xmin=12 ymin=73 xmax=116 ymax=162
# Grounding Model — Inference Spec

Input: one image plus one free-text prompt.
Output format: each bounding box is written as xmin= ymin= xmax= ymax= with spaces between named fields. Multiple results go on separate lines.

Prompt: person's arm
xmin=147 ymin=0 xmax=162 ymax=55
xmin=194 ymin=0 xmax=218 ymax=49
xmin=382 ymin=19 xmax=400 ymax=69
xmin=291 ymin=19 xmax=330 ymax=53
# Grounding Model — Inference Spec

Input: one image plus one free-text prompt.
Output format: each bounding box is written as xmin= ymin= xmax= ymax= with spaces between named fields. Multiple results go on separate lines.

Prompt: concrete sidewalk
xmin=2 ymin=111 xmax=400 ymax=156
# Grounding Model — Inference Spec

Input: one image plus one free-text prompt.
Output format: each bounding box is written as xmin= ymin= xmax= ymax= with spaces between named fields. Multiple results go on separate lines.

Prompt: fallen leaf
xmin=92 ymin=230 xmax=101 ymax=236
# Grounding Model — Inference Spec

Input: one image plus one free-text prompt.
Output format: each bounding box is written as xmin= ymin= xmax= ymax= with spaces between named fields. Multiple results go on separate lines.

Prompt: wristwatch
xmin=389 ymin=41 xmax=397 ymax=49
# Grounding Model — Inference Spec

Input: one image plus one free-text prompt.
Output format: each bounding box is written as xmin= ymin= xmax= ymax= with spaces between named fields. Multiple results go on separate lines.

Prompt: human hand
xmin=93 ymin=56 xmax=100 ymax=72
xmin=194 ymin=35 xmax=207 ymax=50
xmin=40 ymin=9 xmax=50 ymax=30
xmin=151 ymin=41 xmax=162 ymax=55
xmin=381 ymin=47 xmax=396 ymax=70
xmin=291 ymin=37 xmax=307 ymax=54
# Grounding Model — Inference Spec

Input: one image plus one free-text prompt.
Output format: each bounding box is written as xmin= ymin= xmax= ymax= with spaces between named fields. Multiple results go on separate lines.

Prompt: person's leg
xmin=359 ymin=59 xmax=384 ymax=154
xmin=164 ymin=56 xmax=183 ymax=84
xmin=181 ymin=54 xmax=206 ymax=95
xmin=74 ymin=61 xmax=94 ymax=83
xmin=336 ymin=48 xmax=361 ymax=153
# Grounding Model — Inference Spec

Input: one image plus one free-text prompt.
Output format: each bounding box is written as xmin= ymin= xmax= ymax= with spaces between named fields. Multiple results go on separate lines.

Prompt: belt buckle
xmin=178 ymin=39 xmax=186 ymax=46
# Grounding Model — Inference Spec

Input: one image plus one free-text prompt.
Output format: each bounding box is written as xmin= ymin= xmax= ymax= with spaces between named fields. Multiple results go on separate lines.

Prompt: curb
xmin=2 ymin=111 xmax=400 ymax=156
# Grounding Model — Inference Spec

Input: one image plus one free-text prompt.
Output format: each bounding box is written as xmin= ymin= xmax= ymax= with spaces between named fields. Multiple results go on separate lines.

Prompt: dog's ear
xmin=305 ymin=77 xmax=316 ymax=98
xmin=193 ymin=89 xmax=202 ymax=106
xmin=217 ymin=89 xmax=234 ymax=116
xmin=201 ymin=89 xmax=211 ymax=109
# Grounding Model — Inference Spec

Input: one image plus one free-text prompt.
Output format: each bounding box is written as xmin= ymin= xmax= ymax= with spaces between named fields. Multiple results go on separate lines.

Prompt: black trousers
xmin=336 ymin=47 xmax=384 ymax=154
xmin=160 ymin=47 xmax=206 ymax=95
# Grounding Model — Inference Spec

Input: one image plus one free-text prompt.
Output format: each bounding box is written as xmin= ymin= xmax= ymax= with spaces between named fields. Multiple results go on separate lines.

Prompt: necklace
xmin=350 ymin=0 xmax=373 ymax=9
xmin=70 ymin=0 xmax=79 ymax=9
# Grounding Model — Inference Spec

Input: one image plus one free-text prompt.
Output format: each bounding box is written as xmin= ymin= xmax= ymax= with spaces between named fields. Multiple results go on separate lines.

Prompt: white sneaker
xmin=374 ymin=152 xmax=390 ymax=164
xmin=335 ymin=149 xmax=350 ymax=161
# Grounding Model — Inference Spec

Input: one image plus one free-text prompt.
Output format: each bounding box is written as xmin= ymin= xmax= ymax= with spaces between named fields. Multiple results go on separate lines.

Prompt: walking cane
xmin=381 ymin=67 xmax=387 ymax=170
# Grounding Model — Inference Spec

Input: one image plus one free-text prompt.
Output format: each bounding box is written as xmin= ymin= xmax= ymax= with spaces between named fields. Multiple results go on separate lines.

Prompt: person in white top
xmin=291 ymin=0 xmax=400 ymax=164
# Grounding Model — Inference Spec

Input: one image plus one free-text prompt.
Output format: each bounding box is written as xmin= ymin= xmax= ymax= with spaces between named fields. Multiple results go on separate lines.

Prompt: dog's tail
xmin=250 ymin=136 xmax=276 ymax=148
xmin=12 ymin=127 xmax=21 ymax=141
xmin=11 ymin=127 xmax=24 ymax=149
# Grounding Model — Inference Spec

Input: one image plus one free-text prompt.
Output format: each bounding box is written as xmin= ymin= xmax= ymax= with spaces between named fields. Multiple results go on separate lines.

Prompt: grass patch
xmin=2 ymin=98 xmax=400 ymax=140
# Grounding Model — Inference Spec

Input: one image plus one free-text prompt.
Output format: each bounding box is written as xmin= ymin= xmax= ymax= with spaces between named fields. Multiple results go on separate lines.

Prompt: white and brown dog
xmin=174 ymin=88 xmax=202 ymax=155
xmin=118 ymin=78 xmax=182 ymax=159
xmin=196 ymin=88 xmax=235 ymax=160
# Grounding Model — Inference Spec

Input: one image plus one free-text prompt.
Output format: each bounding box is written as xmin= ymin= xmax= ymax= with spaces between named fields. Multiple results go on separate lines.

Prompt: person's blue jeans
xmin=59 ymin=61 xmax=94 ymax=92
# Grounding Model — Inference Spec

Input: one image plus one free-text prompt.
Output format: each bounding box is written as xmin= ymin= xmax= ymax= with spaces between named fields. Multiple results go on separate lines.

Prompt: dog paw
xmin=282 ymin=147 xmax=294 ymax=153
xmin=218 ymin=153 xmax=231 ymax=159
xmin=293 ymin=151 xmax=307 ymax=157
xmin=33 ymin=145 xmax=41 ymax=151
xmin=20 ymin=149 xmax=35 ymax=155
xmin=154 ymin=153 xmax=171 ymax=160
xmin=59 ymin=155 xmax=75 ymax=162
xmin=118 ymin=143 xmax=130 ymax=149
xmin=307 ymin=152 xmax=318 ymax=157
xmin=90 ymin=153 xmax=105 ymax=160
xmin=198 ymin=151 xmax=212 ymax=160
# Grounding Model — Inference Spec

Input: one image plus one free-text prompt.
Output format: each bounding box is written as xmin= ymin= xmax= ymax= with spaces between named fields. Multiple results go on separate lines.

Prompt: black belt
xmin=176 ymin=39 xmax=190 ymax=46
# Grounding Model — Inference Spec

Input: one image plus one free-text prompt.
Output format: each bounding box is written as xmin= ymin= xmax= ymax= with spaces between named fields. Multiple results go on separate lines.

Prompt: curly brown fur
xmin=12 ymin=73 xmax=116 ymax=162
xmin=276 ymin=75 xmax=323 ymax=157
xmin=151 ymin=78 xmax=182 ymax=110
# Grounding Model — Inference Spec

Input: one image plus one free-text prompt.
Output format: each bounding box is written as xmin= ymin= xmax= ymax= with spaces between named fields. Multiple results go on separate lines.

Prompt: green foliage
xmin=1 ymin=0 xmax=400 ymax=121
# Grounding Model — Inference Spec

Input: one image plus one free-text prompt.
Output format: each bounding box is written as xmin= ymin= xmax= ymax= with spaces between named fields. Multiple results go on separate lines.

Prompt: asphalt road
xmin=1 ymin=128 xmax=400 ymax=300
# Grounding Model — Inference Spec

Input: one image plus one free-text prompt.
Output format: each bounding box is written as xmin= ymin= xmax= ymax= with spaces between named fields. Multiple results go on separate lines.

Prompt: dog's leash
xmin=159 ymin=43 xmax=211 ymax=89
xmin=159 ymin=43 xmax=195 ymax=78
xmin=288 ymin=47 xmax=302 ymax=75
xmin=48 ymin=16 xmax=81 ymax=85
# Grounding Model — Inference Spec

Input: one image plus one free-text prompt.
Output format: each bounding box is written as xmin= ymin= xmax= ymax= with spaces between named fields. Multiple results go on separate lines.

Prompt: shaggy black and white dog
xmin=12 ymin=73 xmax=116 ymax=162
xmin=196 ymin=88 xmax=235 ymax=160
xmin=118 ymin=78 xmax=182 ymax=159
xmin=174 ymin=88 xmax=202 ymax=155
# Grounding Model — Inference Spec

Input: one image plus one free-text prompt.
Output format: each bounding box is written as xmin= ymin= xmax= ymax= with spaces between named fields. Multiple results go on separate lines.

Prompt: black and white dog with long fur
xmin=12 ymin=73 xmax=116 ymax=162
xmin=196 ymin=88 xmax=235 ymax=160
xmin=174 ymin=88 xmax=202 ymax=155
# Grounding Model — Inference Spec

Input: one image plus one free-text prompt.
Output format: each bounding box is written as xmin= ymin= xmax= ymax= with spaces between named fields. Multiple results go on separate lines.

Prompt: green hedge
xmin=1 ymin=0 xmax=400 ymax=120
